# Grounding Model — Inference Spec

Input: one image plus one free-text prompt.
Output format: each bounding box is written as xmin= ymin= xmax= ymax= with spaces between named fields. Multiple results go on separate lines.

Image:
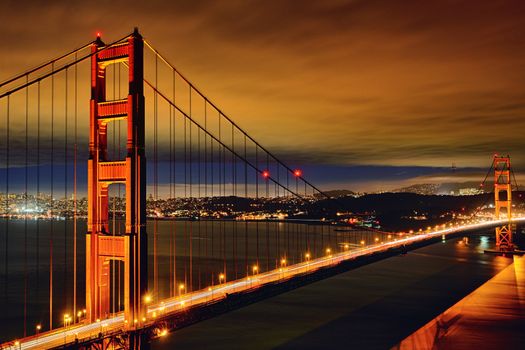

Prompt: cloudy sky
xmin=1 ymin=0 xmax=524 ymax=192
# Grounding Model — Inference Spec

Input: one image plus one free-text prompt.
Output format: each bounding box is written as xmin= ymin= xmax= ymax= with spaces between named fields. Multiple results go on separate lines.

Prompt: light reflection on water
xmin=0 ymin=218 xmax=385 ymax=342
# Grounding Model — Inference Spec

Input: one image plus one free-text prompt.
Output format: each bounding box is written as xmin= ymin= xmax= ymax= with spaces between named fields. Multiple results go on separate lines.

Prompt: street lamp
xmin=144 ymin=293 xmax=152 ymax=304
xmin=219 ymin=273 xmax=225 ymax=284
xmin=280 ymin=258 xmax=287 ymax=267
xmin=252 ymin=265 xmax=258 ymax=275
xmin=178 ymin=283 xmax=185 ymax=297
xmin=63 ymin=314 xmax=72 ymax=345
xmin=36 ymin=324 xmax=41 ymax=344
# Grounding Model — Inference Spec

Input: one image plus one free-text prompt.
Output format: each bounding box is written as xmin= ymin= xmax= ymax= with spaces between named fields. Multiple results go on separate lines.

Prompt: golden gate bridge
xmin=0 ymin=29 xmax=522 ymax=349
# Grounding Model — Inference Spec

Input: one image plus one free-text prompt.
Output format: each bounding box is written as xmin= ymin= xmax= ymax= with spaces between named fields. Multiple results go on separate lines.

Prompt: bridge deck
xmin=3 ymin=218 xmax=524 ymax=350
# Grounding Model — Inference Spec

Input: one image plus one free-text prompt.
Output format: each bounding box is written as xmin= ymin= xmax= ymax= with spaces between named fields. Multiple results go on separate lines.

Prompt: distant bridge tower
xmin=86 ymin=28 xmax=147 ymax=329
xmin=494 ymin=155 xmax=514 ymax=251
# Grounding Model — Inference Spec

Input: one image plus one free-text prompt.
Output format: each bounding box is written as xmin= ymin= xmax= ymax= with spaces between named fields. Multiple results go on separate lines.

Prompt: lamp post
xmin=305 ymin=252 xmax=310 ymax=272
xmin=63 ymin=314 xmax=71 ymax=345
xmin=252 ymin=265 xmax=258 ymax=287
xmin=35 ymin=324 xmax=41 ymax=345
xmin=279 ymin=258 xmax=287 ymax=278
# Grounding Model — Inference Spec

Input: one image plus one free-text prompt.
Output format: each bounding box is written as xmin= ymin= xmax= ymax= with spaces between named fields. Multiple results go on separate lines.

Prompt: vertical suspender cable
xmin=286 ymin=173 xmax=290 ymax=261
xmin=266 ymin=154 xmax=269 ymax=270
xmin=172 ymin=69 xmax=177 ymax=295
xmin=198 ymin=110 xmax=202 ymax=289
xmin=274 ymin=165 xmax=278 ymax=264
xmin=244 ymin=135 xmax=248 ymax=276
xmin=255 ymin=145 xmax=259 ymax=269
xmin=153 ymin=52 xmax=159 ymax=300
xmin=73 ymin=54 xmax=78 ymax=319
xmin=169 ymin=83 xmax=173 ymax=298
xmin=49 ymin=62 xmax=54 ymax=330
xmin=36 ymin=81 xmax=41 ymax=321
xmin=204 ymin=101 xmax=209 ymax=285
xmin=210 ymin=132 xmax=214 ymax=286
xmin=184 ymin=107 xmax=188 ymax=290
xmin=24 ymin=75 xmax=29 ymax=337
xmin=220 ymin=114 xmax=226 ymax=279
xmin=64 ymin=68 xmax=68 ymax=313
xmin=4 ymin=96 xmax=9 ymax=306
xmin=232 ymin=124 xmax=236 ymax=279
xmin=189 ymin=86 xmax=193 ymax=291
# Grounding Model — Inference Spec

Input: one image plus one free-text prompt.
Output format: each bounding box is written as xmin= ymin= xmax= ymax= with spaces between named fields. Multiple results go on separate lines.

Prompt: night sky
xmin=1 ymin=0 xmax=524 ymax=192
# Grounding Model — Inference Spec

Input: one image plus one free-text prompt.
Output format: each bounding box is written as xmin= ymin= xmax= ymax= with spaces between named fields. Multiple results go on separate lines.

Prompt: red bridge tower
xmin=494 ymin=155 xmax=514 ymax=251
xmin=86 ymin=29 xmax=147 ymax=328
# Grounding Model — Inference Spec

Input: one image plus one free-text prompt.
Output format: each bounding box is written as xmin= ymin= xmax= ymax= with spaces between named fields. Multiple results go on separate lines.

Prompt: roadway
xmin=3 ymin=217 xmax=524 ymax=350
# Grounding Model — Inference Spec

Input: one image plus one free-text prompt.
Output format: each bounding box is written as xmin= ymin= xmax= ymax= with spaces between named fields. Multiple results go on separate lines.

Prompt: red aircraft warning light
xmin=262 ymin=170 xmax=270 ymax=179
xmin=293 ymin=169 xmax=302 ymax=177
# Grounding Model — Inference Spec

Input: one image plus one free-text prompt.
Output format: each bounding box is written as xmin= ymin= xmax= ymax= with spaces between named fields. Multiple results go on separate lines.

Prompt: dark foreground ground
xmin=151 ymin=234 xmax=516 ymax=349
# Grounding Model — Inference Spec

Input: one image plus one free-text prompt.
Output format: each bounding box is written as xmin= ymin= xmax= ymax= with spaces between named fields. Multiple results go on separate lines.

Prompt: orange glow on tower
xmin=86 ymin=28 xmax=147 ymax=327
